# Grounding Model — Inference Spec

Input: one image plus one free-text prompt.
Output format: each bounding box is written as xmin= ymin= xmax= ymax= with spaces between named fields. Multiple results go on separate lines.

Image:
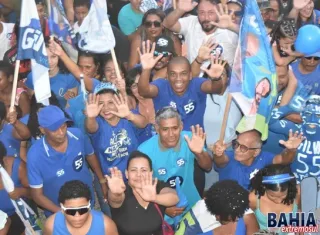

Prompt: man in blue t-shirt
xmin=291 ymin=53 xmax=320 ymax=95
xmin=27 ymin=105 xmax=106 ymax=217
xmin=212 ymin=129 xmax=305 ymax=190
xmin=138 ymin=107 xmax=212 ymax=224
xmin=137 ymin=41 xmax=228 ymax=131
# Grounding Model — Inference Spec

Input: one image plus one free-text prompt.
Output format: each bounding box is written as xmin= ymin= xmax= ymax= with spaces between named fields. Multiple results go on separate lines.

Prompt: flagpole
xmin=219 ymin=94 xmax=232 ymax=142
xmin=9 ymin=60 xmax=21 ymax=110
xmin=173 ymin=0 xmax=176 ymax=9
xmin=110 ymin=48 xmax=122 ymax=80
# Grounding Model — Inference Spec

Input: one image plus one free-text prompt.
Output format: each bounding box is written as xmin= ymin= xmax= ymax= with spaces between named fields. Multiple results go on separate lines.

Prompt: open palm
xmin=279 ymin=130 xmax=305 ymax=149
xmin=106 ymin=167 xmax=126 ymax=194
xmin=109 ymin=94 xmax=131 ymax=118
xmin=202 ymin=56 xmax=227 ymax=79
xmin=138 ymin=40 xmax=163 ymax=70
xmin=293 ymin=0 xmax=311 ymax=9
xmin=185 ymin=125 xmax=206 ymax=154
xmin=178 ymin=0 xmax=198 ymax=12
xmin=211 ymin=4 xmax=233 ymax=29
xmin=86 ymin=94 xmax=103 ymax=118
xmin=135 ymin=172 xmax=158 ymax=202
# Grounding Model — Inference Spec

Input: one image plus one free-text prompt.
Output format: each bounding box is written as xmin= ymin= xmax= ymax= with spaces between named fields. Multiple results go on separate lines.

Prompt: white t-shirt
xmin=0 ymin=22 xmax=14 ymax=60
xmin=203 ymin=89 xmax=242 ymax=145
xmin=179 ymin=15 xmax=238 ymax=66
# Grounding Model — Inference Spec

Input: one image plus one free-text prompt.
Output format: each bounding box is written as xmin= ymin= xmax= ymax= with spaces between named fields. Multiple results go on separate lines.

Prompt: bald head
xmin=238 ymin=130 xmax=262 ymax=148
xmin=168 ymin=56 xmax=191 ymax=72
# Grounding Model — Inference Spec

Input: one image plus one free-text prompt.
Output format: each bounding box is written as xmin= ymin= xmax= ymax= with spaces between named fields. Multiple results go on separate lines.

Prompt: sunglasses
xmin=144 ymin=21 xmax=161 ymax=28
xmin=61 ymin=202 xmax=91 ymax=216
xmin=232 ymin=140 xmax=260 ymax=153
xmin=305 ymin=57 xmax=320 ymax=61
xmin=228 ymin=10 xmax=243 ymax=17
xmin=154 ymin=51 xmax=172 ymax=57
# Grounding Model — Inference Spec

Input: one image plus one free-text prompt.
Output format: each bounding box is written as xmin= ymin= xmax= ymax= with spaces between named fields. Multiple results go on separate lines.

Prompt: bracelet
xmin=99 ymin=178 xmax=107 ymax=184
xmin=195 ymin=57 xmax=203 ymax=64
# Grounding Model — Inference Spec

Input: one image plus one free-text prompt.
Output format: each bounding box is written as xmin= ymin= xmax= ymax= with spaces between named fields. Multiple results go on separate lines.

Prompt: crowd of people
xmin=0 ymin=0 xmax=320 ymax=234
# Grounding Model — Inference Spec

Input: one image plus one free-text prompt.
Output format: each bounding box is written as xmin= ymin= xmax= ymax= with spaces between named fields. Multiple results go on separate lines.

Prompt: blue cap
xmin=38 ymin=105 xmax=69 ymax=131
xmin=306 ymin=51 xmax=320 ymax=58
xmin=94 ymin=82 xmax=118 ymax=94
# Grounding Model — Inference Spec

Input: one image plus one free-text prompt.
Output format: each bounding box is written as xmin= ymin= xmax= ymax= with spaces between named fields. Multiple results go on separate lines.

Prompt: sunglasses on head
xmin=305 ymin=56 xmax=320 ymax=61
xmin=144 ymin=21 xmax=161 ymax=28
xmin=61 ymin=202 xmax=91 ymax=216
xmin=154 ymin=51 xmax=172 ymax=57
xmin=232 ymin=140 xmax=260 ymax=153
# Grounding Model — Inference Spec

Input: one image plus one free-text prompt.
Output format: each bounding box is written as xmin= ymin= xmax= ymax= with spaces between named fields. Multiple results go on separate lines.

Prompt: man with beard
xmin=269 ymin=95 xmax=320 ymax=184
xmin=163 ymin=0 xmax=238 ymax=66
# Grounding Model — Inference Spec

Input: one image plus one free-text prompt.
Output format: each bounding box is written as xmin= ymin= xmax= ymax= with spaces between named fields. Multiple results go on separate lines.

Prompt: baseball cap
xmin=306 ymin=51 xmax=320 ymax=58
xmin=94 ymin=82 xmax=118 ymax=94
xmin=154 ymin=35 xmax=175 ymax=54
xmin=227 ymin=0 xmax=243 ymax=8
xmin=257 ymin=0 xmax=273 ymax=10
xmin=38 ymin=105 xmax=70 ymax=131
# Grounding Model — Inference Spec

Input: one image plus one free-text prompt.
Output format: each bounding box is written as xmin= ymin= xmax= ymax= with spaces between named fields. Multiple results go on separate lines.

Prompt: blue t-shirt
xmin=138 ymin=131 xmax=201 ymax=223
xmin=118 ymin=3 xmax=143 ymax=35
xmin=25 ymin=72 xmax=78 ymax=108
xmin=0 ymin=157 xmax=23 ymax=216
xmin=291 ymin=60 xmax=320 ymax=95
xmin=53 ymin=209 xmax=104 ymax=235
xmin=90 ymin=116 xmax=140 ymax=176
xmin=215 ymin=151 xmax=275 ymax=190
xmin=0 ymin=115 xmax=29 ymax=157
xmin=152 ymin=78 xmax=207 ymax=130
xmin=27 ymin=128 xmax=95 ymax=217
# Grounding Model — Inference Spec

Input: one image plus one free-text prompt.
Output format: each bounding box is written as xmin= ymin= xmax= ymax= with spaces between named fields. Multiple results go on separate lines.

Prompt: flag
xmin=229 ymin=0 xmax=278 ymax=141
xmin=17 ymin=0 xmax=51 ymax=104
xmin=0 ymin=165 xmax=42 ymax=235
xmin=78 ymin=0 xmax=115 ymax=53
xmin=48 ymin=0 xmax=77 ymax=46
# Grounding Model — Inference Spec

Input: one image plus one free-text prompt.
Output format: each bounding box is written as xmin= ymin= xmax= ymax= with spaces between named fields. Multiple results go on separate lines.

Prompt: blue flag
xmin=49 ymin=0 xmax=77 ymax=46
xmin=17 ymin=0 xmax=51 ymax=104
xmin=229 ymin=0 xmax=278 ymax=140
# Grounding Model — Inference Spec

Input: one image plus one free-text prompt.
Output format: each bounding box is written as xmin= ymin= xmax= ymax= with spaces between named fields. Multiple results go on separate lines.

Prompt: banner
xmin=229 ymin=0 xmax=278 ymax=140
xmin=78 ymin=0 xmax=115 ymax=53
xmin=17 ymin=0 xmax=51 ymax=104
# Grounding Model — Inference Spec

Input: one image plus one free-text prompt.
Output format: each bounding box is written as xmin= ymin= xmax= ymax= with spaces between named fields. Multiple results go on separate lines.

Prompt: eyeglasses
xmin=305 ymin=57 xmax=320 ymax=61
xmin=228 ymin=10 xmax=243 ymax=17
xmin=154 ymin=51 xmax=172 ymax=57
xmin=144 ymin=21 xmax=161 ymax=28
xmin=156 ymin=106 xmax=178 ymax=117
xmin=61 ymin=202 xmax=91 ymax=216
xmin=232 ymin=140 xmax=260 ymax=153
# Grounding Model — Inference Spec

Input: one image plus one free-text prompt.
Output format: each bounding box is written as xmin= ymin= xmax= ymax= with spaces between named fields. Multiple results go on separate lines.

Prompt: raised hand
xmin=212 ymin=140 xmax=227 ymax=157
xmin=293 ymin=0 xmax=311 ymax=10
xmin=106 ymin=167 xmax=126 ymax=195
xmin=185 ymin=125 xmax=206 ymax=154
xmin=202 ymin=56 xmax=227 ymax=79
xmin=134 ymin=172 xmax=158 ymax=202
xmin=197 ymin=39 xmax=218 ymax=62
xmin=279 ymin=130 xmax=305 ymax=149
xmin=109 ymin=93 xmax=131 ymax=119
xmin=177 ymin=0 xmax=198 ymax=13
xmin=86 ymin=93 xmax=103 ymax=118
xmin=48 ymin=38 xmax=63 ymax=57
xmin=211 ymin=4 xmax=234 ymax=30
xmin=138 ymin=40 xmax=163 ymax=70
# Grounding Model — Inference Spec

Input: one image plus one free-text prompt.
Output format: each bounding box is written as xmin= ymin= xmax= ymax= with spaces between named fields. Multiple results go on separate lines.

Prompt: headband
xmin=262 ymin=173 xmax=295 ymax=184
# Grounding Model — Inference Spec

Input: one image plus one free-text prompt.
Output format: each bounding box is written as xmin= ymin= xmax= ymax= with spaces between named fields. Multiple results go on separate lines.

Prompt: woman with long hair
xmin=128 ymin=8 xmax=181 ymax=69
xmin=249 ymin=164 xmax=300 ymax=235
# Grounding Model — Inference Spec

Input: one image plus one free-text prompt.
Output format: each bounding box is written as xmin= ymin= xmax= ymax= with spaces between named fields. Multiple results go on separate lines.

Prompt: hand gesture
xmin=293 ymin=0 xmax=311 ymax=10
xmin=48 ymin=37 xmax=63 ymax=57
xmin=9 ymin=188 xmax=21 ymax=200
xmin=7 ymin=108 xmax=17 ymax=125
xmin=134 ymin=172 xmax=158 ymax=202
xmin=64 ymin=90 xmax=76 ymax=100
xmin=211 ymin=4 xmax=234 ymax=30
xmin=138 ymin=40 xmax=163 ymax=70
xmin=279 ymin=130 xmax=305 ymax=150
xmin=212 ymin=140 xmax=227 ymax=157
xmin=106 ymin=167 xmax=126 ymax=195
xmin=202 ymin=56 xmax=227 ymax=79
xmin=86 ymin=93 xmax=103 ymax=118
xmin=281 ymin=45 xmax=304 ymax=57
xmin=185 ymin=125 xmax=206 ymax=154
xmin=115 ymin=77 xmax=126 ymax=93
xmin=177 ymin=0 xmax=198 ymax=13
xmin=109 ymin=93 xmax=131 ymax=119
xmin=197 ymin=39 xmax=218 ymax=62
xmin=165 ymin=206 xmax=186 ymax=218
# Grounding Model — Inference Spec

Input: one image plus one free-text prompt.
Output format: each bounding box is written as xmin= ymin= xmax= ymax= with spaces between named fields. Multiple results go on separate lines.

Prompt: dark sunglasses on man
xmin=144 ymin=21 xmax=161 ymax=28
xmin=228 ymin=10 xmax=243 ymax=18
xmin=232 ymin=140 xmax=261 ymax=153
xmin=305 ymin=56 xmax=320 ymax=61
xmin=61 ymin=202 xmax=91 ymax=216
xmin=154 ymin=51 xmax=172 ymax=57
